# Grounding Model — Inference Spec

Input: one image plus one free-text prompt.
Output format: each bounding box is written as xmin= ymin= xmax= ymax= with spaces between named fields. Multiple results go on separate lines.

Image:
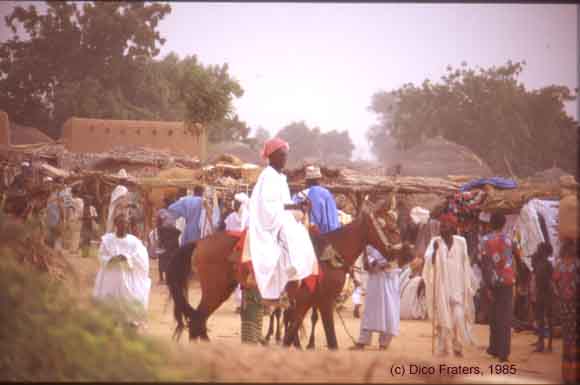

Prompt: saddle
xmin=226 ymin=229 xmax=320 ymax=296
xmin=226 ymin=230 xmax=256 ymax=289
xmin=309 ymin=227 xmax=345 ymax=269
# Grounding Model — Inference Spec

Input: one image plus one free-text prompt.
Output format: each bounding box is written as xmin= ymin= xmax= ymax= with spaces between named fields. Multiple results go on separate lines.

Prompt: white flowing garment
xmin=93 ymin=233 xmax=151 ymax=311
xmin=360 ymin=246 xmax=401 ymax=335
xmin=422 ymin=235 xmax=478 ymax=347
xmin=247 ymin=166 xmax=317 ymax=300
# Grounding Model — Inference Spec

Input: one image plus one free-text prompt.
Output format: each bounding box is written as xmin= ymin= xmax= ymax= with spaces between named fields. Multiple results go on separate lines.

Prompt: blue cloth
xmin=46 ymin=201 xmax=60 ymax=227
xmin=293 ymin=185 xmax=340 ymax=234
xmin=460 ymin=177 xmax=518 ymax=192
xmin=168 ymin=196 xmax=203 ymax=246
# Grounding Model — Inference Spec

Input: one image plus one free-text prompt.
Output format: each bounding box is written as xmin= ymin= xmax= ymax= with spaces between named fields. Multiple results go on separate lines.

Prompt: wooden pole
xmin=432 ymin=247 xmax=437 ymax=356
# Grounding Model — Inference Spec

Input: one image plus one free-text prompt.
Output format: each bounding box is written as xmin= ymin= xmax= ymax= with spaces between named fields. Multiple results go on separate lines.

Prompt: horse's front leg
xmin=547 ymin=295 xmax=554 ymax=352
xmin=283 ymin=298 xmax=313 ymax=348
xmin=318 ymin=299 xmax=339 ymax=350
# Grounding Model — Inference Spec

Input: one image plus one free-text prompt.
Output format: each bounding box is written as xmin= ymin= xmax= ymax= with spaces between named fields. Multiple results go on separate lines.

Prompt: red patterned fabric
xmin=228 ymin=228 xmax=321 ymax=294
xmin=302 ymin=274 xmax=318 ymax=293
xmin=226 ymin=229 xmax=247 ymax=251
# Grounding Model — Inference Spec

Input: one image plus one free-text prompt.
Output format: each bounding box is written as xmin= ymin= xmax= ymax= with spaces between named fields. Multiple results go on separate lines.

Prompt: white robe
xmin=422 ymin=235 xmax=478 ymax=348
xmin=247 ymin=166 xmax=317 ymax=299
xmin=93 ymin=233 xmax=151 ymax=315
xmin=360 ymin=246 xmax=401 ymax=335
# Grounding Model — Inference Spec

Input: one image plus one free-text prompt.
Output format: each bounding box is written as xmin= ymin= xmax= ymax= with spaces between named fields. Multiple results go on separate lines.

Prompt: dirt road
xmin=140 ymin=262 xmax=562 ymax=383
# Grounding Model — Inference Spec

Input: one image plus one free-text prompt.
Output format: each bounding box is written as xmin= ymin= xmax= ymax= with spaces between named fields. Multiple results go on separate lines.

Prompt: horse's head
xmin=360 ymin=198 xmax=416 ymax=266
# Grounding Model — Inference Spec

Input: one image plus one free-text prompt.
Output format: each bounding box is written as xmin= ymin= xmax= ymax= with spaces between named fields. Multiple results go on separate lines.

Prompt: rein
xmin=365 ymin=207 xmax=394 ymax=255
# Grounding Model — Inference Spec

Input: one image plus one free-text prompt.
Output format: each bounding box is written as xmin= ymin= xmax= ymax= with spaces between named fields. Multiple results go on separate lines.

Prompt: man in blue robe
xmin=293 ymin=165 xmax=340 ymax=234
xmin=168 ymin=185 xmax=204 ymax=246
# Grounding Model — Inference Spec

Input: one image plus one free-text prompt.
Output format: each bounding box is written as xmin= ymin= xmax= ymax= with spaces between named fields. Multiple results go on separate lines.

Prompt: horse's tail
xmin=166 ymin=241 xmax=196 ymax=341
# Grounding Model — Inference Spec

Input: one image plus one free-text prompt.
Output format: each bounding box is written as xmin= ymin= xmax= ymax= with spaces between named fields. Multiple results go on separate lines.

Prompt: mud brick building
xmin=62 ymin=117 xmax=207 ymax=161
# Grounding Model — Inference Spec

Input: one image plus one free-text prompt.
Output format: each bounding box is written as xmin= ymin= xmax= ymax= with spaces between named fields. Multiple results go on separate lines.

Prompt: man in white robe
xmin=422 ymin=213 xmax=478 ymax=357
xmin=247 ymin=137 xmax=317 ymax=305
xmin=350 ymin=221 xmax=401 ymax=350
xmin=93 ymin=212 xmax=151 ymax=326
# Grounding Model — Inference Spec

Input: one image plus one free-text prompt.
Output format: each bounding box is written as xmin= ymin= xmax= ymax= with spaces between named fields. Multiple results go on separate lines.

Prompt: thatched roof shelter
xmin=208 ymin=142 xmax=261 ymax=164
xmin=395 ymin=136 xmax=494 ymax=178
xmin=530 ymin=167 xmax=574 ymax=184
xmin=10 ymin=123 xmax=54 ymax=145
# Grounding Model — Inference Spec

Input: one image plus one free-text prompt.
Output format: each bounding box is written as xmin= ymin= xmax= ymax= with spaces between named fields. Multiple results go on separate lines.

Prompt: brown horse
xmin=166 ymin=201 xmax=413 ymax=349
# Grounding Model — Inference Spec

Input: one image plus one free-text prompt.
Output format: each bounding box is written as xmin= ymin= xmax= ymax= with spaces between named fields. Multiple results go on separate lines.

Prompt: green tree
xmin=276 ymin=121 xmax=354 ymax=166
xmin=0 ymin=1 xmax=171 ymax=136
xmin=368 ymin=61 xmax=578 ymax=176
xmin=0 ymin=1 xmax=246 ymax=143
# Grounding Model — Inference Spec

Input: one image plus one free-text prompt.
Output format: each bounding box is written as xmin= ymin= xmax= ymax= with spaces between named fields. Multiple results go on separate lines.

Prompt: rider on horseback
xmin=246 ymin=137 xmax=318 ymax=308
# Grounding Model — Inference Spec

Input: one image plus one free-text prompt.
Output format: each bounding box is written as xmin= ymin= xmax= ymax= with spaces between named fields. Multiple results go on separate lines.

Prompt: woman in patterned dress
xmin=552 ymin=239 xmax=579 ymax=384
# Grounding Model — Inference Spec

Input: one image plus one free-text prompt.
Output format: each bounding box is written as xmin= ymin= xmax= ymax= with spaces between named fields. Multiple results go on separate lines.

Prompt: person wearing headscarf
xmin=93 ymin=212 xmax=151 ymax=327
xmin=422 ymin=212 xmax=478 ymax=357
xmin=106 ymin=184 xmax=129 ymax=234
xmin=246 ymin=137 xmax=318 ymax=307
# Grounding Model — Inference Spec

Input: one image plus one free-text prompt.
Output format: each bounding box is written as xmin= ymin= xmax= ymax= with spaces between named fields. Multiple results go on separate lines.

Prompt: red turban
xmin=439 ymin=212 xmax=459 ymax=226
xmin=261 ymin=137 xmax=289 ymax=160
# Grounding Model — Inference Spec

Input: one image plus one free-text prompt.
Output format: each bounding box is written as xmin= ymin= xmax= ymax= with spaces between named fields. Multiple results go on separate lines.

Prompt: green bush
xmin=0 ymin=257 xmax=185 ymax=382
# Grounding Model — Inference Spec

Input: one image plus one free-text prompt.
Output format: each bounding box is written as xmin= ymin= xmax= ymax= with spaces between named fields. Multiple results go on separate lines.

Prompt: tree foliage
xmin=0 ymin=1 xmax=245 ymax=142
xmin=368 ymin=61 xmax=578 ymax=176
xmin=276 ymin=121 xmax=354 ymax=166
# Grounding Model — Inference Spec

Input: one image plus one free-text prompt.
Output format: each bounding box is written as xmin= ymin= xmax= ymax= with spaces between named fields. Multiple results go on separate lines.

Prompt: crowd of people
xmin=9 ymin=137 xmax=576 ymax=384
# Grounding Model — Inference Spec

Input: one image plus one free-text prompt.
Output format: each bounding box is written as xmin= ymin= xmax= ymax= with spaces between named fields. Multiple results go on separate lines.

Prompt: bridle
xmin=362 ymin=204 xmax=404 ymax=260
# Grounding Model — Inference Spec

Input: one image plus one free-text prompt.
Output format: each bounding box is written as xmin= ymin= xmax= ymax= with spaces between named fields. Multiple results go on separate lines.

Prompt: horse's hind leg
xmin=264 ymin=311 xmax=275 ymax=343
xmin=274 ymin=308 xmax=282 ymax=343
xmin=307 ymin=307 xmax=318 ymax=350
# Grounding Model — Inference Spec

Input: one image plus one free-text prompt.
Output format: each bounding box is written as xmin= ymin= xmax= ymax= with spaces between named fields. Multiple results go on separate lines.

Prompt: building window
xmin=168 ymin=129 xmax=173 ymax=136
xmin=105 ymin=127 xmax=111 ymax=134
xmin=152 ymin=129 xmax=157 ymax=136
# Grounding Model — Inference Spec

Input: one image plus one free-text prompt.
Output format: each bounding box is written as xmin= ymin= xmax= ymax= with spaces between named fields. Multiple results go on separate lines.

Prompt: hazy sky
xmin=0 ymin=2 xmax=577 ymax=159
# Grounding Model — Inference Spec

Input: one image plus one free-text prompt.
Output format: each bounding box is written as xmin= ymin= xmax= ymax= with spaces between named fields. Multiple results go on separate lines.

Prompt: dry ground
xmin=69 ymin=253 xmax=562 ymax=383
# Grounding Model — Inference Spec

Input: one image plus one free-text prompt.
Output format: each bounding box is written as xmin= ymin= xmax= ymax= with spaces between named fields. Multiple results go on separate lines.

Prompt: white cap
xmin=305 ymin=165 xmax=322 ymax=180
xmin=479 ymin=211 xmax=491 ymax=223
xmin=234 ymin=192 xmax=249 ymax=204
xmin=410 ymin=206 xmax=430 ymax=225
xmin=43 ymin=176 xmax=53 ymax=182
xmin=117 ymin=169 xmax=128 ymax=178
xmin=21 ymin=161 xmax=30 ymax=167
